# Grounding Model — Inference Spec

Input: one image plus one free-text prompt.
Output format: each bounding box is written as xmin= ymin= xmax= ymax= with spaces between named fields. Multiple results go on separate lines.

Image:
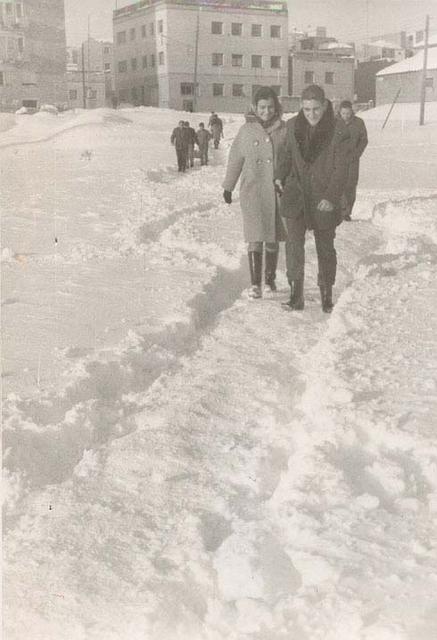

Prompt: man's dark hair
xmin=178 ymin=120 xmax=184 ymax=125
xmin=339 ymin=100 xmax=353 ymax=110
xmin=253 ymin=86 xmax=282 ymax=116
xmin=301 ymin=84 xmax=326 ymax=102
xmin=199 ymin=122 xmax=204 ymax=127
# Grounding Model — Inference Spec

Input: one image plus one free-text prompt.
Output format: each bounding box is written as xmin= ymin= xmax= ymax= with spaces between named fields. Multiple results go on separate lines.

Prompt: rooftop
xmin=114 ymin=0 xmax=288 ymax=18
xmin=377 ymin=46 xmax=437 ymax=76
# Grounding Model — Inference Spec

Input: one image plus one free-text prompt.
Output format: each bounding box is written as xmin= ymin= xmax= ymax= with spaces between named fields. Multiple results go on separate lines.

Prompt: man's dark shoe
xmin=320 ymin=285 xmax=334 ymax=313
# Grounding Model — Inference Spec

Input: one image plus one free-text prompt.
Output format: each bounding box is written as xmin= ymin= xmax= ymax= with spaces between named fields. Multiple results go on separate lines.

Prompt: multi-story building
xmin=66 ymin=38 xmax=114 ymax=109
xmin=0 ymin=0 xmax=67 ymax=111
xmin=288 ymin=29 xmax=355 ymax=107
xmin=113 ymin=0 xmax=288 ymax=112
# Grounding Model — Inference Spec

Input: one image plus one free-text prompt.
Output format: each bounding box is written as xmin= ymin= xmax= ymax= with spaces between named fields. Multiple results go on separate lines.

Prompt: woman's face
xmin=255 ymin=98 xmax=276 ymax=122
xmin=302 ymin=99 xmax=326 ymax=126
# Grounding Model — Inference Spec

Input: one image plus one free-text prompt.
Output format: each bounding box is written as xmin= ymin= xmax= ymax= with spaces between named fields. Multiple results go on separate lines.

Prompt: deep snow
xmin=2 ymin=104 xmax=437 ymax=640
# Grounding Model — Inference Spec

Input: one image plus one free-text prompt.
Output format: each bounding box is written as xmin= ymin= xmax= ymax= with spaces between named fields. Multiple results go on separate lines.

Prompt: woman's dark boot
xmin=283 ymin=279 xmax=304 ymax=310
xmin=264 ymin=251 xmax=279 ymax=292
xmin=320 ymin=285 xmax=334 ymax=313
xmin=248 ymin=251 xmax=263 ymax=299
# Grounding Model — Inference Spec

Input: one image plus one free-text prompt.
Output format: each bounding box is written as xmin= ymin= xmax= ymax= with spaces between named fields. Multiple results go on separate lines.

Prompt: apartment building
xmin=113 ymin=0 xmax=288 ymax=112
xmin=66 ymin=38 xmax=114 ymax=109
xmin=289 ymin=29 xmax=355 ymax=107
xmin=0 ymin=0 xmax=67 ymax=111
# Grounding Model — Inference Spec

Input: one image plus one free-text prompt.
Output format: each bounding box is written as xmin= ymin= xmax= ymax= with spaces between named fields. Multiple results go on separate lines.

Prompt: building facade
xmin=0 ymin=0 xmax=67 ymax=111
xmin=289 ymin=30 xmax=355 ymax=106
xmin=113 ymin=0 xmax=288 ymax=112
xmin=66 ymin=38 xmax=114 ymax=109
xmin=376 ymin=47 xmax=437 ymax=105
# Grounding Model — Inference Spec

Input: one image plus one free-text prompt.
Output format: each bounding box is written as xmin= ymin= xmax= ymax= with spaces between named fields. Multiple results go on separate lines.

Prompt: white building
xmin=376 ymin=47 xmax=437 ymax=105
xmin=113 ymin=0 xmax=288 ymax=112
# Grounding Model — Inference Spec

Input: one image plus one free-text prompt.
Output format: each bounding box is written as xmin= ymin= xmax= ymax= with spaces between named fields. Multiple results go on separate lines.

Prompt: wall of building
xmin=0 ymin=0 xmax=67 ymax=110
xmin=67 ymin=70 xmax=106 ymax=109
xmin=290 ymin=54 xmax=354 ymax=104
xmin=376 ymin=69 xmax=437 ymax=105
xmin=355 ymin=59 xmax=395 ymax=103
xmin=113 ymin=0 xmax=288 ymax=112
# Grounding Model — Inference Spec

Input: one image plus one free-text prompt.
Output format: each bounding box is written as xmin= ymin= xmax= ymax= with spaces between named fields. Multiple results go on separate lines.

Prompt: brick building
xmin=0 ymin=0 xmax=67 ymax=111
xmin=113 ymin=0 xmax=288 ymax=112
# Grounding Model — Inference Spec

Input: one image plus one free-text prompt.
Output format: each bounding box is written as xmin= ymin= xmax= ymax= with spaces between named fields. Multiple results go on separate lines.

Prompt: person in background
xmin=195 ymin=122 xmax=211 ymax=166
xmin=222 ymin=86 xmax=287 ymax=298
xmin=209 ymin=112 xmax=224 ymax=149
xmin=184 ymin=121 xmax=197 ymax=169
xmin=170 ymin=120 xmax=189 ymax=172
xmin=275 ymin=84 xmax=350 ymax=313
xmin=337 ymin=100 xmax=368 ymax=220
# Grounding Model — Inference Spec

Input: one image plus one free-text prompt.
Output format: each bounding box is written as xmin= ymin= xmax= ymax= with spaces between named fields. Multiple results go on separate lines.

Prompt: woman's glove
xmin=223 ymin=190 xmax=232 ymax=204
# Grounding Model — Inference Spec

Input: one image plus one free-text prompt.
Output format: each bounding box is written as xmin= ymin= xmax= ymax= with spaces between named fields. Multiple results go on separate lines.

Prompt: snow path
xmin=3 ymin=108 xmax=437 ymax=639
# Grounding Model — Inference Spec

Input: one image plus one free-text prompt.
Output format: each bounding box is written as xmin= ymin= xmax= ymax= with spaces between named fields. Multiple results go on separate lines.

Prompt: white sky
xmin=64 ymin=0 xmax=437 ymax=45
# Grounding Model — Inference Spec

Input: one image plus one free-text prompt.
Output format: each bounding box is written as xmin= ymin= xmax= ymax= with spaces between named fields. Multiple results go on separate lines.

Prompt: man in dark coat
xmin=209 ymin=112 xmax=224 ymax=149
xmin=275 ymin=84 xmax=350 ymax=313
xmin=170 ymin=120 xmax=189 ymax=172
xmin=337 ymin=100 xmax=368 ymax=220
xmin=184 ymin=121 xmax=197 ymax=168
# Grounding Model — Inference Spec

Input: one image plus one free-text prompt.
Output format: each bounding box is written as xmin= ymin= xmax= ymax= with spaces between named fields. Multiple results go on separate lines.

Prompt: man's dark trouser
xmin=284 ymin=215 xmax=337 ymax=286
xmin=199 ymin=145 xmax=208 ymax=165
xmin=344 ymin=160 xmax=359 ymax=214
xmin=176 ymin=147 xmax=187 ymax=172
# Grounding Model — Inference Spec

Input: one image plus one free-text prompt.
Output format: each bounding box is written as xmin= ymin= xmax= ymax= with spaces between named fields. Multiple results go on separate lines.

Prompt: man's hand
xmin=223 ymin=190 xmax=232 ymax=204
xmin=274 ymin=179 xmax=284 ymax=196
xmin=317 ymin=199 xmax=334 ymax=212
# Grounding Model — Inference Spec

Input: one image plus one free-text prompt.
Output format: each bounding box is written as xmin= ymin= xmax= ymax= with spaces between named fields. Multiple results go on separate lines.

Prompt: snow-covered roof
xmin=370 ymin=39 xmax=403 ymax=50
xmin=377 ymin=46 xmax=437 ymax=76
xmin=319 ymin=41 xmax=353 ymax=50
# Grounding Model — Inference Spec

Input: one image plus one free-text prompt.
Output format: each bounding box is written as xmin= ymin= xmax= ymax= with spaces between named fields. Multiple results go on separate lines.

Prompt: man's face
xmin=178 ymin=121 xmax=184 ymax=127
xmin=302 ymin=99 xmax=326 ymax=126
xmin=340 ymin=107 xmax=353 ymax=123
xmin=255 ymin=98 xmax=276 ymax=122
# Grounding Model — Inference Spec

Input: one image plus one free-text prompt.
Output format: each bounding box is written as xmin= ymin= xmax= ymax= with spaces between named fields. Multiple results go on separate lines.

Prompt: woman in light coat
xmin=222 ymin=87 xmax=287 ymax=298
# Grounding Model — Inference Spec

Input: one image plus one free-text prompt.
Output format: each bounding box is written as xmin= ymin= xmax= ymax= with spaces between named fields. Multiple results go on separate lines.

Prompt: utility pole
xmin=81 ymin=42 xmax=87 ymax=108
xmin=419 ymin=14 xmax=430 ymax=126
xmin=192 ymin=7 xmax=200 ymax=112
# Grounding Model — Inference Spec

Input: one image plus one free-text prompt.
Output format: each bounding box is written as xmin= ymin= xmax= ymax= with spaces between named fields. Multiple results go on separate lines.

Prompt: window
xmin=151 ymin=54 xmax=155 ymax=67
xmin=104 ymin=62 xmax=111 ymax=71
xmin=382 ymin=47 xmax=395 ymax=58
xmin=158 ymin=51 xmax=164 ymax=65
xmin=117 ymin=31 xmax=126 ymax=45
xmin=232 ymin=84 xmax=244 ymax=97
xmin=325 ymin=71 xmax=334 ymax=84
xmin=142 ymin=55 xmax=147 ymax=68
xmin=251 ymin=55 xmax=262 ymax=68
xmin=213 ymin=83 xmax=224 ymax=96
xmin=158 ymin=19 xmax=163 ymax=34
xmin=141 ymin=24 xmax=146 ymax=38
xmin=150 ymin=23 xmax=155 ymax=36
xmin=231 ymin=54 xmax=243 ymax=67
xmin=270 ymin=25 xmax=281 ymax=38
xmin=231 ymin=23 xmax=242 ymax=36
xmin=425 ymin=77 xmax=434 ymax=89
xmin=130 ymin=28 xmax=136 ymax=40
xmin=88 ymin=89 xmax=97 ymax=100
xmin=118 ymin=60 xmax=127 ymax=73
xmin=304 ymin=70 xmax=314 ymax=84
xmin=104 ymin=46 xmax=111 ymax=54
xmin=211 ymin=21 xmax=223 ymax=35
xmin=69 ymin=89 xmax=77 ymax=100
xmin=251 ymin=24 xmax=262 ymax=37
xmin=131 ymin=57 xmax=137 ymax=71
xmin=181 ymin=82 xmax=194 ymax=96
xmin=271 ymin=56 xmax=281 ymax=69
xmin=212 ymin=52 xmax=224 ymax=66
xmin=17 ymin=37 xmax=24 ymax=53
xmin=0 ymin=71 xmax=4 ymax=86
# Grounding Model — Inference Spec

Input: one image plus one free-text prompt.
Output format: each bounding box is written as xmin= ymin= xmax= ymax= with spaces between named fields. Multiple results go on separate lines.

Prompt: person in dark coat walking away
xmin=184 ymin=121 xmax=197 ymax=168
xmin=209 ymin=112 xmax=224 ymax=149
xmin=222 ymin=86 xmax=288 ymax=298
xmin=196 ymin=123 xmax=211 ymax=165
xmin=337 ymin=100 xmax=368 ymax=220
xmin=170 ymin=120 xmax=189 ymax=172
xmin=275 ymin=84 xmax=350 ymax=313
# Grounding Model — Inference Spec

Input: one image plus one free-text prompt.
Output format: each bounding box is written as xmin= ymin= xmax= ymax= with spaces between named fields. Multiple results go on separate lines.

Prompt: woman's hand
xmin=223 ymin=190 xmax=232 ymax=204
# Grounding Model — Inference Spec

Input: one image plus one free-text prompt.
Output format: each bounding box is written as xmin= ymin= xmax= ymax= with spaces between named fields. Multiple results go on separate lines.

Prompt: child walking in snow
xmin=222 ymin=87 xmax=287 ymax=298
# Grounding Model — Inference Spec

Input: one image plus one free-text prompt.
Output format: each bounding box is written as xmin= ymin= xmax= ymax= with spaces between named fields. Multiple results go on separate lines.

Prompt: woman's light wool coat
xmin=222 ymin=118 xmax=288 ymax=242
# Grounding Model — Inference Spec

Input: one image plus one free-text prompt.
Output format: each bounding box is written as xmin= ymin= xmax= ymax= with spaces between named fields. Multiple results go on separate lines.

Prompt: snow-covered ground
xmin=2 ymin=103 xmax=437 ymax=640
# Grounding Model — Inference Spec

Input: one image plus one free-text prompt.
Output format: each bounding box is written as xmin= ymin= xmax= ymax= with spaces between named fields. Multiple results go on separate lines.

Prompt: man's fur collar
xmin=294 ymin=100 xmax=335 ymax=164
